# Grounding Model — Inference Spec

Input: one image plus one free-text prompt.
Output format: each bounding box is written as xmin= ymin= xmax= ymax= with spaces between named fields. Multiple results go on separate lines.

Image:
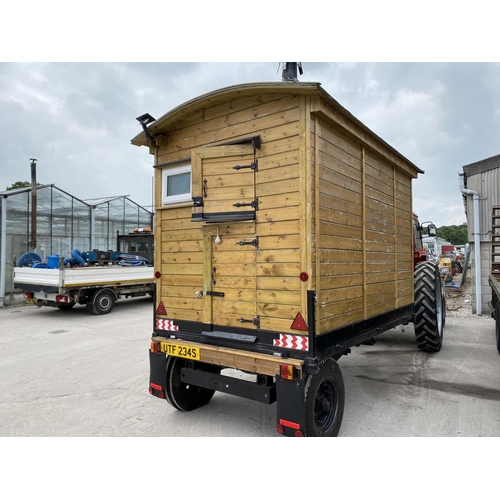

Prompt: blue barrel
xmin=47 ymin=255 xmax=60 ymax=269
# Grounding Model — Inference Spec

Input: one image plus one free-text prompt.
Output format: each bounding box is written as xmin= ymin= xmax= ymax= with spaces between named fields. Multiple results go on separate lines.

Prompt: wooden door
xmin=191 ymin=145 xmax=258 ymax=222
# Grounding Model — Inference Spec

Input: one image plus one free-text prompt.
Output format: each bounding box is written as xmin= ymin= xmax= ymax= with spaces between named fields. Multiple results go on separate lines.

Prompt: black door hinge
xmin=236 ymin=237 xmax=259 ymax=248
xmin=238 ymin=316 xmax=260 ymax=328
xmin=233 ymin=198 xmax=259 ymax=209
xmin=233 ymin=160 xmax=258 ymax=171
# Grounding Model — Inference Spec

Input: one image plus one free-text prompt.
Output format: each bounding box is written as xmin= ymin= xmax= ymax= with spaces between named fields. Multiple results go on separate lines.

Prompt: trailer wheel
xmin=495 ymin=301 xmax=500 ymax=355
xmin=304 ymin=358 xmax=345 ymax=437
xmin=166 ymin=356 xmax=220 ymax=411
xmin=90 ymin=289 xmax=116 ymax=315
xmin=414 ymin=261 xmax=444 ymax=352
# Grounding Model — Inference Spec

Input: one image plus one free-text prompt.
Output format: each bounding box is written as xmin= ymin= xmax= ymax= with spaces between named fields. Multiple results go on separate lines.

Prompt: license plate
xmin=160 ymin=342 xmax=200 ymax=360
xmin=26 ymin=298 xmax=36 ymax=304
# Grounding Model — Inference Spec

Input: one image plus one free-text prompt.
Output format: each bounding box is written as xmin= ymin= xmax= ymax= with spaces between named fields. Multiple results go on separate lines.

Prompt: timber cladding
xmin=133 ymin=82 xmax=421 ymax=338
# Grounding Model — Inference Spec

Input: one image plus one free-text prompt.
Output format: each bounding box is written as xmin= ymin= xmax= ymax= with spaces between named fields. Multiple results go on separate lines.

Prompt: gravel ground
xmin=446 ymin=271 xmax=492 ymax=320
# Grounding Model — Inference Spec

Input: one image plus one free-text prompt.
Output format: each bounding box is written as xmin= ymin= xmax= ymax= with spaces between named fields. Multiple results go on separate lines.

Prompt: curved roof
xmin=131 ymin=81 xmax=423 ymax=174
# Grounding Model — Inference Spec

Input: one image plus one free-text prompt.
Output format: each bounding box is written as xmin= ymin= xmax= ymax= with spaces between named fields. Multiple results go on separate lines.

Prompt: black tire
xmin=414 ymin=261 xmax=444 ymax=352
xmin=304 ymin=358 xmax=345 ymax=437
xmin=90 ymin=289 xmax=116 ymax=315
xmin=57 ymin=303 xmax=75 ymax=310
xmin=495 ymin=301 xmax=500 ymax=355
xmin=166 ymin=356 xmax=220 ymax=411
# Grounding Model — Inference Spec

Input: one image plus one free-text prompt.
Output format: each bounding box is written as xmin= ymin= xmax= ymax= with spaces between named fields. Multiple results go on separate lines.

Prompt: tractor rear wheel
xmin=414 ymin=261 xmax=444 ymax=352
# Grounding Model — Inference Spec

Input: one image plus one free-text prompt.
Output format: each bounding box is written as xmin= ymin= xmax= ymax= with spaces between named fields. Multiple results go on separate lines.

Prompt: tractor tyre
xmin=414 ymin=261 xmax=445 ymax=352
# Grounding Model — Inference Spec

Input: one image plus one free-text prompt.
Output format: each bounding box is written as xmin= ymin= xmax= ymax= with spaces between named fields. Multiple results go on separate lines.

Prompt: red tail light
xmin=24 ymin=292 xmax=34 ymax=299
xmin=56 ymin=295 xmax=68 ymax=303
xmin=150 ymin=341 xmax=160 ymax=353
xmin=276 ymin=424 xmax=284 ymax=434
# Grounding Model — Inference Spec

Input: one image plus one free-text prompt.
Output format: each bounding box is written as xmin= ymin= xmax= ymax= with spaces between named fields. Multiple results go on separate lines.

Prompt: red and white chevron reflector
xmin=273 ymin=334 xmax=309 ymax=351
xmin=156 ymin=319 xmax=179 ymax=332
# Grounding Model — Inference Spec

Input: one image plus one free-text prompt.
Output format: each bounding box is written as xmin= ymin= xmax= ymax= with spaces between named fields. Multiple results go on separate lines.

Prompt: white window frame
xmin=162 ymin=164 xmax=192 ymax=205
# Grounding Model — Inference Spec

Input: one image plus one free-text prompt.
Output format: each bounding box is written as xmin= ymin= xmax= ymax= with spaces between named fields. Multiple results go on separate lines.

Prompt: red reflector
xmin=56 ymin=295 xmax=68 ymax=303
xmin=299 ymin=272 xmax=308 ymax=282
xmin=276 ymin=424 xmax=284 ymax=435
xmin=24 ymin=292 xmax=34 ymax=299
xmin=155 ymin=271 xmax=161 ymax=279
xmin=149 ymin=387 xmax=153 ymax=395
xmin=290 ymin=312 xmax=308 ymax=331
xmin=151 ymin=383 xmax=162 ymax=391
xmin=156 ymin=301 xmax=167 ymax=315
xmin=279 ymin=419 xmax=301 ymax=431
xmin=150 ymin=341 xmax=160 ymax=353
xmin=158 ymin=391 xmax=165 ymax=399
xmin=280 ymin=364 xmax=294 ymax=380
xmin=295 ymin=430 xmax=305 ymax=437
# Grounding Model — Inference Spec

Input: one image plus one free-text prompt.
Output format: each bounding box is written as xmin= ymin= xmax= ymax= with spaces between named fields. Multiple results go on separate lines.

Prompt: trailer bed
xmin=14 ymin=265 xmax=154 ymax=290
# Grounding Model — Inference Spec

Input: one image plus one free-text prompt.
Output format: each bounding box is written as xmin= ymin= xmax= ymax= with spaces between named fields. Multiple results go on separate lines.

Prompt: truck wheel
xmin=414 ymin=261 xmax=444 ymax=352
xmin=166 ymin=356 xmax=220 ymax=411
xmin=90 ymin=289 xmax=116 ymax=315
xmin=495 ymin=301 xmax=500 ymax=355
xmin=304 ymin=358 xmax=345 ymax=437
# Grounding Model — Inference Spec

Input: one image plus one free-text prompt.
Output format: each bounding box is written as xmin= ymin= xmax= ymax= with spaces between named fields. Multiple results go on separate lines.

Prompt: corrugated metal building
xmin=460 ymin=153 xmax=500 ymax=314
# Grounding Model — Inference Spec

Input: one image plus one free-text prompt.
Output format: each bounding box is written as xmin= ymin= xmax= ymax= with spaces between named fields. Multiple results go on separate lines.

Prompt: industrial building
xmin=460 ymin=153 xmax=500 ymax=315
xmin=0 ymin=184 xmax=152 ymax=307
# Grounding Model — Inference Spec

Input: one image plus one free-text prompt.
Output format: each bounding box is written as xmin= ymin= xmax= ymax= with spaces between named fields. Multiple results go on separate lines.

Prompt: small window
xmin=162 ymin=164 xmax=191 ymax=205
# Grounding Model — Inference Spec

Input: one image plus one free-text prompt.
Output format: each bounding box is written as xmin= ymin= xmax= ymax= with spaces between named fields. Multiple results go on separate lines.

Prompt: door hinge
xmin=236 ymin=237 xmax=259 ymax=248
xmin=233 ymin=198 xmax=259 ymax=209
xmin=233 ymin=160 xmax=258 ymax=171
xmin=238 ymin=316 xmax=260 ymax=328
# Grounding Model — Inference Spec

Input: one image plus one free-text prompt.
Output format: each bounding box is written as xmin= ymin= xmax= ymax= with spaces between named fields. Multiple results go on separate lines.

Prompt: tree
xmin=5 ymin=181 xmax=40 ymax=190
xmin=436 ymin=224 xmax=468 ymax=245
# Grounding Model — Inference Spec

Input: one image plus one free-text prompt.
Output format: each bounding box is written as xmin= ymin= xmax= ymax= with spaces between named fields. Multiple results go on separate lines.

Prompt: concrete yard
xmin=0 ymin=281 xmax=499 ymax=438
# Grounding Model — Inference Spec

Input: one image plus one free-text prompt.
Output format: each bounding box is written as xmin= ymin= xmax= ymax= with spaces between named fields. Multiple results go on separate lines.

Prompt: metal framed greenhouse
xmin=0 ymin=184 xmax=153 ymax=306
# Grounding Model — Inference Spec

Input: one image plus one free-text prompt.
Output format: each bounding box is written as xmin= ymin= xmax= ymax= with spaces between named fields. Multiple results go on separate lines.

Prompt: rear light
xmin=295 ymin=431 xmax=304 ymax=437
xmin=276 ymin=424 xmax=284 ymax=435
xmin=280 ymin=364 xmax=295 ymax=380
xmin=56 ymin=295 xmax=68 ymax=303
xmin=280 ymin=419 xmax=301 ymax=430
xmin=24 ymin=292 xmax=34 ymax=299
xmin=299 ymin=272 xmax=309 ymax=282
xmin=150 ymin=341 xmax=160 ymax=353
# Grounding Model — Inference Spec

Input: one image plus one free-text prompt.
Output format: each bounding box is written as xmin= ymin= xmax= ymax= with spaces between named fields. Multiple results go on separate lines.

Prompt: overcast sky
xmin=2 ymin=61 xmax=498 ymax=227
xmin=1 ymin=2 xmax=498 ymax=230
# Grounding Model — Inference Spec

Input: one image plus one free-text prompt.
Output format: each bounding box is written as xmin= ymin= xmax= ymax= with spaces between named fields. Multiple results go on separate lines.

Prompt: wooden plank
xmin=257 ymin=262 xmax=301 ymax=277
xmin=257 ymin=248 xmax=300 ymax=263
xmin=161 ymin=252 xmax=203 ymax=264
xmin=257 ymin=276 xmax=301 ymax=291
xmin=161 ymin=263 xmax=203 ymax=275
xmin=257 ymin=289 xmax=301 ymax=305
xmin=161 ymin=276 xmax=203 ymax=287
xmin=258 ymin=302 xmax=300 ymax=319
xmin=258 ymin=234 xmax=300 ymax=250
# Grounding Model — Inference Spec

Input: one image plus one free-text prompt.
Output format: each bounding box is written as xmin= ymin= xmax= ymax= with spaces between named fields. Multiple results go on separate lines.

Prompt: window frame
xmin=161 ymin=164 xmax=192 ymax=206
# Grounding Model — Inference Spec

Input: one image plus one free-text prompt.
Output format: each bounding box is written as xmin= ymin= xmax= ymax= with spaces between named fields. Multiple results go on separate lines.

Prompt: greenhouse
xmin=0 ymin=184 xmax=153 ymax=307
